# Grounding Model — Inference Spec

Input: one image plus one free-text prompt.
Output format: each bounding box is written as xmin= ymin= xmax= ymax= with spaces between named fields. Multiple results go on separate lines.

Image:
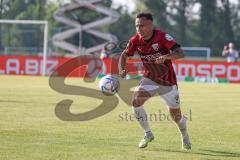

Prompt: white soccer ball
xmin=99 ymin=75 xmax=120 ymax=96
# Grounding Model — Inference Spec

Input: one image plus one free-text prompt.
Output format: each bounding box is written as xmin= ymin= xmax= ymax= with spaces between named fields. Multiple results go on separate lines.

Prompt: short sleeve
xmin=124 ymin=38 xmax=136 ymax=57
xmin=162 ymin=32 xmax=180 ymax=51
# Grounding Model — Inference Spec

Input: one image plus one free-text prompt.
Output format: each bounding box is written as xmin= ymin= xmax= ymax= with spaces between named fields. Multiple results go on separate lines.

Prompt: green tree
xmin=197 ymin=0 xmax=239 ymax=53
xmin=216 ymin=0 xmax=236 ymax=48
xmin=197 ymin=0 xmax=218 ymax=48
xmin=2 ymin=0 xmax=47 ymax=53
xmin=169 ymin=0 xmax=191 ymax=45
xmin=109 ymin=8 xmax=135 ymax=41
xmin=231 ymin=1 xmax=240 ymax=49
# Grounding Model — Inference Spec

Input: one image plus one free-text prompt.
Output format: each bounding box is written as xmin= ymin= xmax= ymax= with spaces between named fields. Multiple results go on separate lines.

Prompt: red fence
xmin=0 ymin=55 xmax=239 ymax=83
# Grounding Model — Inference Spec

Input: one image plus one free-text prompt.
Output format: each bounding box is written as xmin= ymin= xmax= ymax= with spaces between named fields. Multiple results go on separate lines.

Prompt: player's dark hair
xmin=136 ymin=12 xmax=153 ymax=21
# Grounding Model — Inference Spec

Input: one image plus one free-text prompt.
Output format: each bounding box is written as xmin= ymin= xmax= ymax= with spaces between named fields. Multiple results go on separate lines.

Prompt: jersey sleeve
xmin=124 ymin=37 xmax=136 ymax=57
xmin=162 ymin=32 xmax=180 ymax=51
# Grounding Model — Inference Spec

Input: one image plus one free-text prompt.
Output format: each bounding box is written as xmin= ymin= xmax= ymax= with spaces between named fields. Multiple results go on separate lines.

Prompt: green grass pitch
xmin=0 ymin=75 xmax=240 ymax=160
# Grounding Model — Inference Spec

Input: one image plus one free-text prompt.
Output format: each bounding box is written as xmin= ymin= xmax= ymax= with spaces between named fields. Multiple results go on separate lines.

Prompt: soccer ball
xmin=99 ymin=75 xmax=120 ymax=96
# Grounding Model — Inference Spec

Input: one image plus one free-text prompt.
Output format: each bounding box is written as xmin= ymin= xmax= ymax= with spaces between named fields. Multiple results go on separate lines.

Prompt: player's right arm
xmin=118 ymin=39 xmax=136 ymax=78
xmin=118 ymin=51 xmax=128 ymax=78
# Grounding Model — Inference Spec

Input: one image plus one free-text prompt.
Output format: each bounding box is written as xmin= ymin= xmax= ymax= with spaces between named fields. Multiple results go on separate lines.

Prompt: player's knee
xmin=132 ymin=92 xmax=148 ymax=107
xmin=169 ymin=108 xmax=182 ymax=122
xmin=132 ymin=97 xmax=143 ymax=107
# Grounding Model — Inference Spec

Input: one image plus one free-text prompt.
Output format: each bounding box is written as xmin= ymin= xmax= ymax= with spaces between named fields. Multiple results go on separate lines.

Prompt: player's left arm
xmin=156 ymin=33 xmax=185 ymax=64
xmin=155 ymin=47 xmax=185 ymax=64
xmin=166 ymin=46 xmax=185 ymax=60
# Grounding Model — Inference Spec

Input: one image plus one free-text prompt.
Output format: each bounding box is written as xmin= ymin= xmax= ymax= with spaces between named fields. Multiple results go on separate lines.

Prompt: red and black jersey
xmin=124 ymin=29 xmax=180 ymax=86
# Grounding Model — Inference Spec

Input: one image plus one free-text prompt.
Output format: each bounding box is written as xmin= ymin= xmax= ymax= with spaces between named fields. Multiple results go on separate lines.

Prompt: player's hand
xmin=155 ymin=55 xmax=168 ymax=64
xmin=119 ymin=69 xmax=127 ymax=78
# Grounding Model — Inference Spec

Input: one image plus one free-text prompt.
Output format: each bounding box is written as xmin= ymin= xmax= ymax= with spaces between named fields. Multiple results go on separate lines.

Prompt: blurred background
xmin=0 ymin=0 xmax=239 ymax=56
xmin=0 ymin=0 xmax=239 ymax=82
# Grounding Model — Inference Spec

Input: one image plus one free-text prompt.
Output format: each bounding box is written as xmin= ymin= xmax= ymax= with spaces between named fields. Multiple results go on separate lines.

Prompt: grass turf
xmin=0 ymin=75 xmax=240 ymax=160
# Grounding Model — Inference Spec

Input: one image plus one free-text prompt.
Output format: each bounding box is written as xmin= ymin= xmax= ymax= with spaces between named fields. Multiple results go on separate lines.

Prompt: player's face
xmin=135 ymin=17 xmax=153 ymax=40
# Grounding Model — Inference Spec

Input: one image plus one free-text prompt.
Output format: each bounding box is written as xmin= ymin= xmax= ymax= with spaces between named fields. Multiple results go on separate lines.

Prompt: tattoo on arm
xmin=172 ymin=47 xmax=183 ymax=54
xmin=166 ymin=47 xmax=185 ymax=60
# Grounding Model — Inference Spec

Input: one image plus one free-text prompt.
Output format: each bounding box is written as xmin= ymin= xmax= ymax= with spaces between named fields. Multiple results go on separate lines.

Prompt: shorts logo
xmin=175 ymin=95 xmax=180 ymax=104
xmin=152 ymin=43 xmax=159 ymax=51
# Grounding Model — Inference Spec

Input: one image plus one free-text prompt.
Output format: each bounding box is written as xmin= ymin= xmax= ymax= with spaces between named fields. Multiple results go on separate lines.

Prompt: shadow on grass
xmin=200 ymin=149 xmax=240 ymax=158
xmin=158 ymin=148 xmax=240 ymax=158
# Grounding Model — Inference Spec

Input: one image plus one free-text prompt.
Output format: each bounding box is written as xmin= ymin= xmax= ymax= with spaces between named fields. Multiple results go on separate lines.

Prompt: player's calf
xmin=176 ymin=115 xmax=191 ymax=150
xmin=169 ymin=108 xmax=191 ymax=150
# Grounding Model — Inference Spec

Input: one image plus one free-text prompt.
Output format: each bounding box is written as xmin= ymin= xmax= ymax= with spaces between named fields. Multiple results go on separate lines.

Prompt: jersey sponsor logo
xmin=140 ymin=52 xmax=163 ymax=62
xmin=165 ymin=34 xmax=174 ymax=41
xmin=137 ymin=47 xmax=144 ymax=52
xmin=152 ymin=43 xmax=159 ymax=51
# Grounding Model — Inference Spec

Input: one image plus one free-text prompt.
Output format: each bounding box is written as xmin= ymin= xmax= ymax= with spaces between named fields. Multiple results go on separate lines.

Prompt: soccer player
xmin=118 ymin=12 xmax=191 ymax=149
